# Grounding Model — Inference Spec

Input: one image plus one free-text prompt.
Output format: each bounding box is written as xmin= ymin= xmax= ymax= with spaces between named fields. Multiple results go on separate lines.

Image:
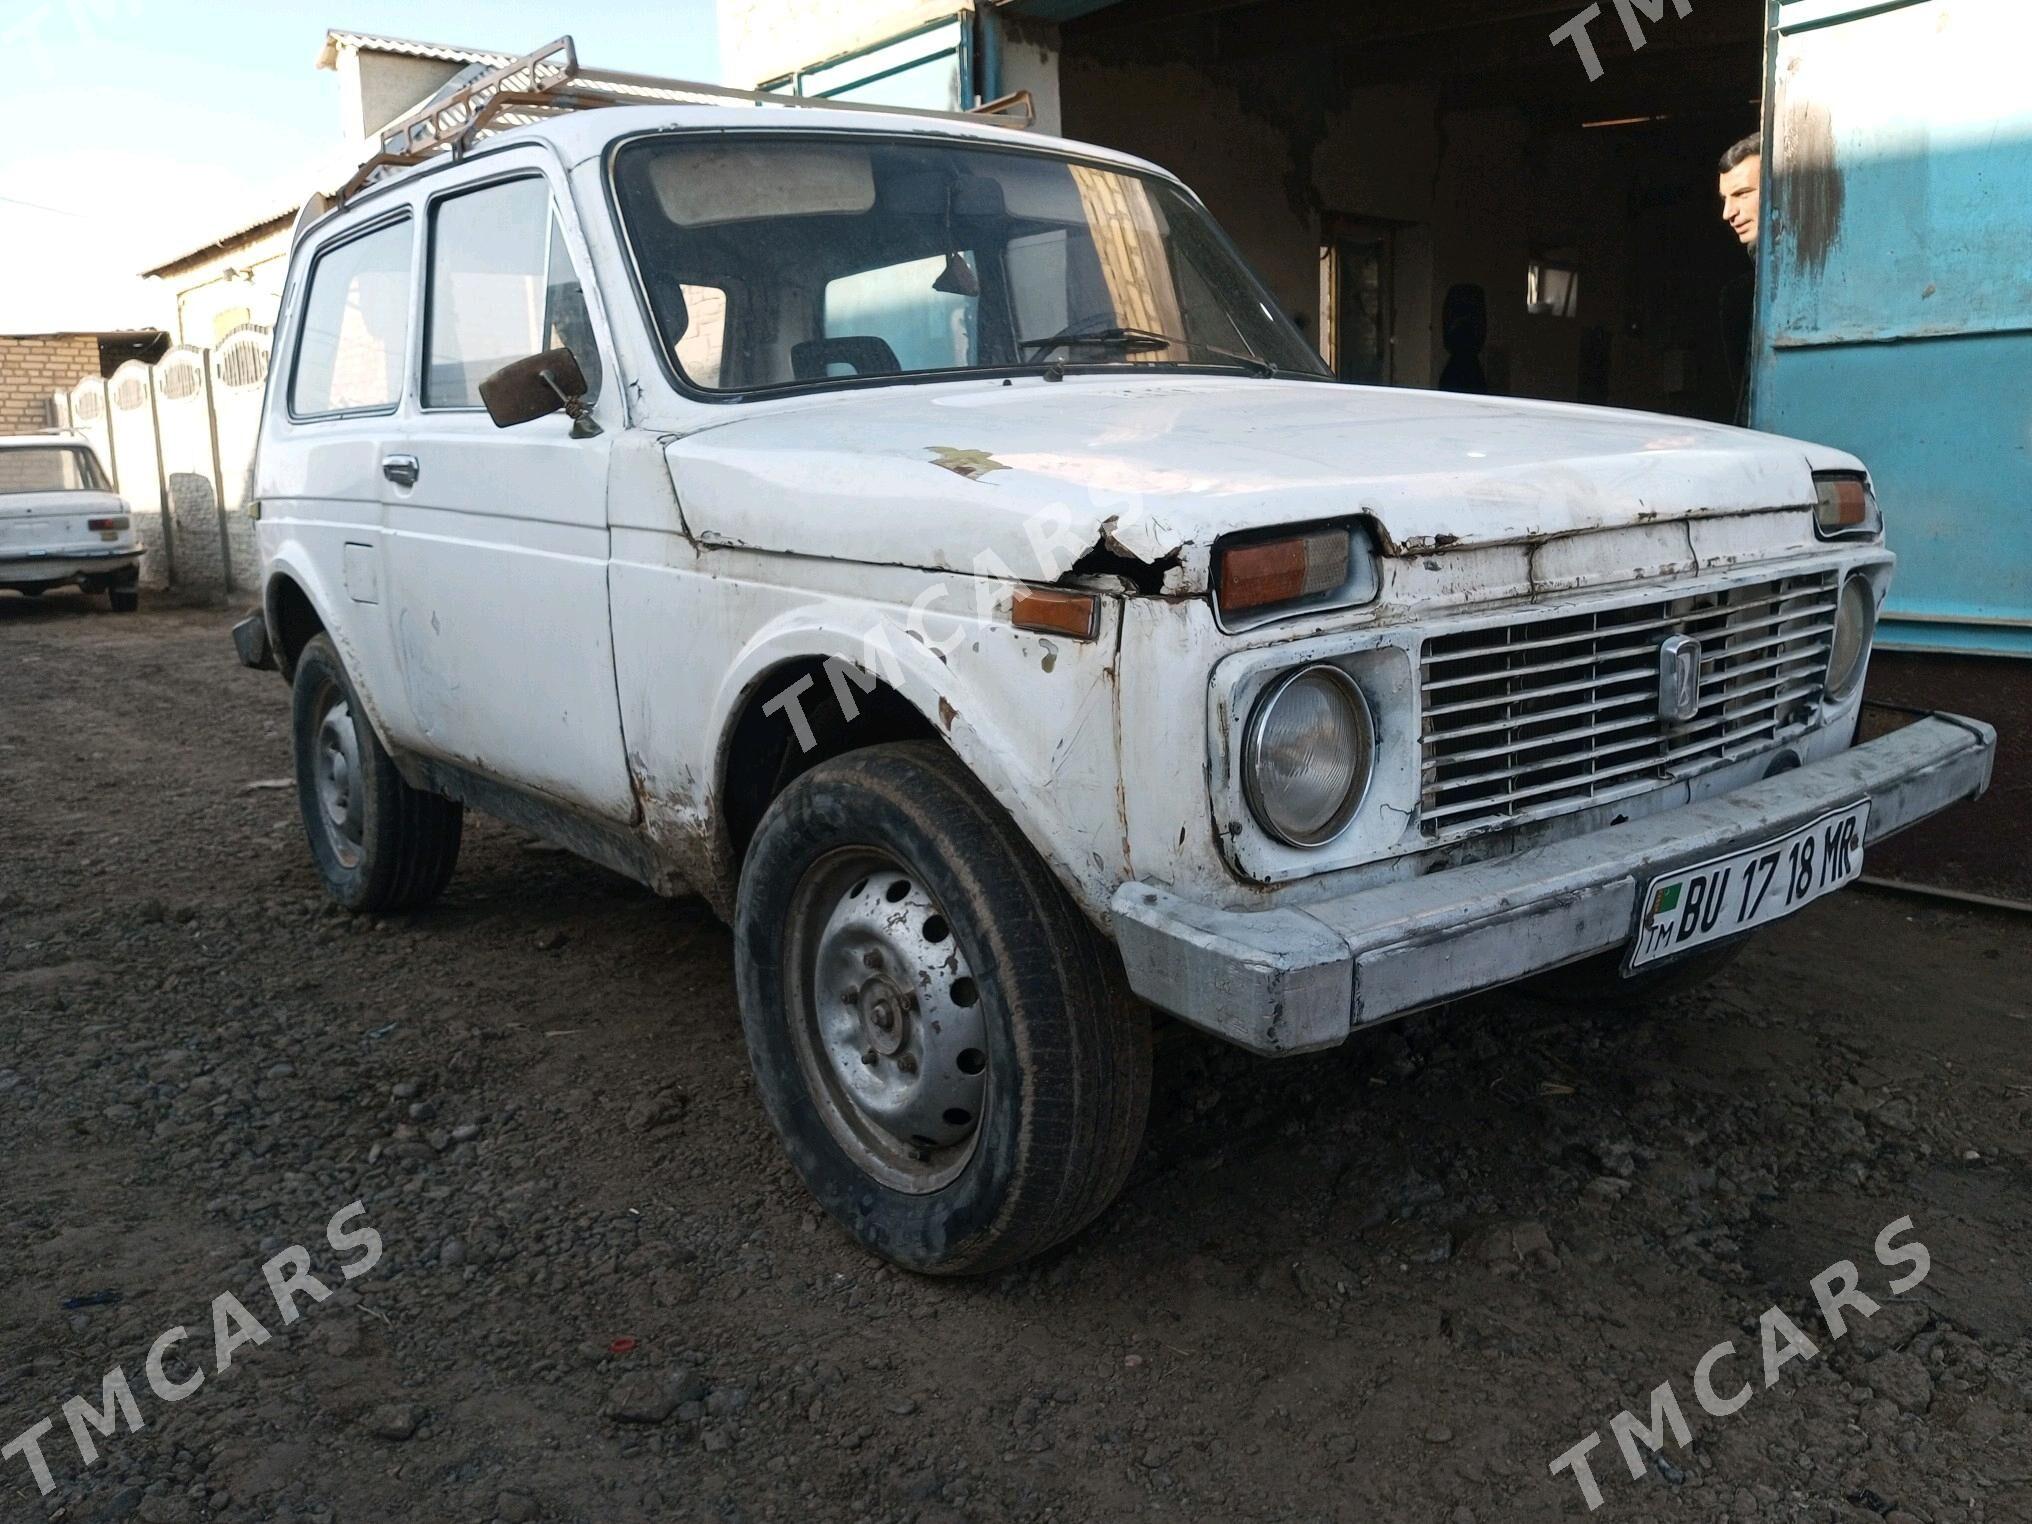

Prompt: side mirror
xmin=478 ymin=347 xmax=601 ymax=437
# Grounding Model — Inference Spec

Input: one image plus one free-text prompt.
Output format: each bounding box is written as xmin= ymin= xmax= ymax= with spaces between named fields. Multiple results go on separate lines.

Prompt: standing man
xmin=1718 ymin=133 xmax=1762 ymax=424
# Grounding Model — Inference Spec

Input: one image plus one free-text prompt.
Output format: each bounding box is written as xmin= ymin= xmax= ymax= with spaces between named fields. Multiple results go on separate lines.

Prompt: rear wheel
xmin=291 ymin=634 xmax=463 ymax=912
xmin=107 ymin=585 xmax=139 ymax=613
xmin=735 ymin=741 xmax=1151 ymax=1275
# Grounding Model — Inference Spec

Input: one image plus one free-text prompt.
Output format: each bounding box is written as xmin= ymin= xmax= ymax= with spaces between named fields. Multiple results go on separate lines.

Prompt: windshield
xmin=0 ymin=445 xmax=109 ymax=495
xmin=610 ymin=134 xmax=1327 ymax=394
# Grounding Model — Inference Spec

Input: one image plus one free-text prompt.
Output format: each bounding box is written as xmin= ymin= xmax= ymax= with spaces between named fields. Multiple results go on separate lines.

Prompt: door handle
xmin=381 ymin=454 xmax=420 ymax=488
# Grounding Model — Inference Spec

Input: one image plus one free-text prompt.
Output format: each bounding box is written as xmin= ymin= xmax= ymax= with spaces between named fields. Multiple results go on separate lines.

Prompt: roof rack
xmin=335 ymin=35 xmax=1035 ymax=204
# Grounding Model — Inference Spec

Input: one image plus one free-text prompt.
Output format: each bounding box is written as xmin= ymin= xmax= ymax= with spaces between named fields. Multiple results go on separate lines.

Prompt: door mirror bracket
xmin=478 ymin=347 xmax=602 ymax=437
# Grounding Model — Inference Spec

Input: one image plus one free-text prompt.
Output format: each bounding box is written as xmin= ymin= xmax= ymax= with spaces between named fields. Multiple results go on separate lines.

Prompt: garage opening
xmin=1053 ymin=0 xmax=1767 ymax=422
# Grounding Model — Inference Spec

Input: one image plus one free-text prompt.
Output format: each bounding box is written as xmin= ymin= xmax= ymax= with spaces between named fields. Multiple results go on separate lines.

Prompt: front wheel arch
xmin=265 ymin=572 xmax=327 ymax=682
xmin=717 ymin=657 xmax=939 ymax=873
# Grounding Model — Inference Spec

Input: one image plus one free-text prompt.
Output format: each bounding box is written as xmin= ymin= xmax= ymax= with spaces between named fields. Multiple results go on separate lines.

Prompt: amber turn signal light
xmin=1813 ymin=475 xmax=1879 ymax=539
xmin=1217 ymin=529 xmax=1352 ymax=615
xmin=1012 ymin=586 xmax=1099 ymax=640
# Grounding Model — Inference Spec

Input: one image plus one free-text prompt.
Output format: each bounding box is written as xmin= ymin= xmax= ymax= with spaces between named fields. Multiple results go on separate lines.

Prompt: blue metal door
xmin=1754 ymin=0 xmax=2032 ymax=657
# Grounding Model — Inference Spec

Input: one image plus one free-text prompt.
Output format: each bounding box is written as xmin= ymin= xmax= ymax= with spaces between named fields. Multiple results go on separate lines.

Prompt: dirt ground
xmin=3 ymin=596 xmax=2030 ymax=1524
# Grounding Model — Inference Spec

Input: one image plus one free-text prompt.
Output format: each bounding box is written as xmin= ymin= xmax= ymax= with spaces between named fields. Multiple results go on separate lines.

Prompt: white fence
xmin=46 ymin=327 xmax=272 ymax=598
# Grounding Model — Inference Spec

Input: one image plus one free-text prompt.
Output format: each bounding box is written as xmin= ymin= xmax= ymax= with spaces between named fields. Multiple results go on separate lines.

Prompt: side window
xmin=824 ymin=255 xmax=976 ymax=375
xmin=425 ymin=177 xmax=603 ymax=409
xmin=542 ymin=219 xmax=605 ymax=401
xmin=290 ymin=219 xmax=412 ymax=417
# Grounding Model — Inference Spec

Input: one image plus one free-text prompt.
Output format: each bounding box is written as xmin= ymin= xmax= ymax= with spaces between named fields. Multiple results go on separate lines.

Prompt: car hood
xmin=664 ymin=374 xmax=1860 ymax=590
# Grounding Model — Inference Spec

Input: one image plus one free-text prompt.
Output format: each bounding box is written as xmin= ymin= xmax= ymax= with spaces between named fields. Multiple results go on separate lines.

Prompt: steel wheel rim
xmin=312 ymin=684 xmax=366 ymax=871
xmin=783 ymin=848 xmax=988 ymax=1195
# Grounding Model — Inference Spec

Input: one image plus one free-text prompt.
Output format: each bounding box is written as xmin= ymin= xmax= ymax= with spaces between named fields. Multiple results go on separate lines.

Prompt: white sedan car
xmin=0 ymin=434 xmax=141 ymax=611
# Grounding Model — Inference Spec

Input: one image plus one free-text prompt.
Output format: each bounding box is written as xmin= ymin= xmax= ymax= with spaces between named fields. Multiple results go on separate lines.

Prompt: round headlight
xmin=1826 ymin=575 xmax=1875 ymax=701
xmin=1243 ymin=664 xmax=1375 ymax=848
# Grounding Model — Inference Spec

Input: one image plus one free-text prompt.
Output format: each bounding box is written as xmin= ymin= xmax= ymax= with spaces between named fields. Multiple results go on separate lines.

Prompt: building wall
xmin=153 ymin=226 xmax=294 ymax=349
xmin=997 ymin=14 xmax=1064 ymax=135
xmin=339 ymin=48 xmax=470 ymax=140
xmin=718 ymin=0 xmax=962 ymax=88
xmin=0 ymin=336 xmax=99 ymax=431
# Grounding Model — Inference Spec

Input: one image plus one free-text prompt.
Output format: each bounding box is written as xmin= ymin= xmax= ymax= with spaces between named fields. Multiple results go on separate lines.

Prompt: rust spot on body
xmin=925 ymin=446 xmax=1009 ymax=481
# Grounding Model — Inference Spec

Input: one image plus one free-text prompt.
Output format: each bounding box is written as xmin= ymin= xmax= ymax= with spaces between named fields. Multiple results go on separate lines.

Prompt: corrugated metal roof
xmin=315 ymin=30 xmax=512 ymax=71
xmin=138 ymin=208 xmax=296 ymax=276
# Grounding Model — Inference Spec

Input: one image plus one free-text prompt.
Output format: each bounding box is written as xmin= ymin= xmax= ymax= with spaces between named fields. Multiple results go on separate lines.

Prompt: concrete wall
xmin=105 ymin=360 xmax=170 ymax=587
xmin=0 ymin=336 xmax=99 ymax=431
xmin=42 ymin=328 xmax=272 ymax=599
xmin=208 ymin=330 xmax=270 ymax=590
xmin=66 ymin=376 xmax=115 ymax=495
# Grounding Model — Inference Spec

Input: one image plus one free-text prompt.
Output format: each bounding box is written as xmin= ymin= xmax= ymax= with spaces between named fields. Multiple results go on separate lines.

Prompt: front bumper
xmin=1111 ymin=711 xmax=1996 ymax=1055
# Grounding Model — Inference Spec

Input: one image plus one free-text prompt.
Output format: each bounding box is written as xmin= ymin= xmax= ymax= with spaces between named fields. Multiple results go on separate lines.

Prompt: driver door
xmin=379 ymin=157 xmax=635 ymax=820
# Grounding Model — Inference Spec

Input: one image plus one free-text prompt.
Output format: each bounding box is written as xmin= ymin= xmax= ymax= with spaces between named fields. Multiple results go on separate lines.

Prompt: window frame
xmin=603 ymin=127 xmax=1333 ymax=407
xmin=284 ymin=209 xmax=417 ymax=424
xmin=419 ymin=168 xmax=598 ymax=415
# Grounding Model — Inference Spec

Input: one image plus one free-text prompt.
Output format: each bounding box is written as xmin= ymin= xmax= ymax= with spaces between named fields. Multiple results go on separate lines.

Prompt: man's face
xmin=1720 ymin=156 xmax=1762 ymax=248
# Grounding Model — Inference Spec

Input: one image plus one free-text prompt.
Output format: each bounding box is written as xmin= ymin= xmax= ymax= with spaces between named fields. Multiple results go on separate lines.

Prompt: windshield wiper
xmin=1017 ymin=324 xmax=1278 ymax=377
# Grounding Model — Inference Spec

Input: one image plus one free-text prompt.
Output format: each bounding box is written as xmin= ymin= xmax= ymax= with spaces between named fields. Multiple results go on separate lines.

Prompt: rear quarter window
xmin=290 ymin=218 xmax=414 ymax=418
xmin=0 ymin=447 xmax=106 ymax=493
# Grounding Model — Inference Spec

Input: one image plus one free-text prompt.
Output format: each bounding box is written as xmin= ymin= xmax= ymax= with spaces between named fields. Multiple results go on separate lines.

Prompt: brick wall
xmin=0 ymin=336 xmax=98 ymax=432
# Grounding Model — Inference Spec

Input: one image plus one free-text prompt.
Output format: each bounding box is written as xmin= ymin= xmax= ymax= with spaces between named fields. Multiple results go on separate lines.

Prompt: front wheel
xmin=735 ymin=742 xmax=1151 ymax=1275
xmin=291 ymin=634 xmax=463 ymax=912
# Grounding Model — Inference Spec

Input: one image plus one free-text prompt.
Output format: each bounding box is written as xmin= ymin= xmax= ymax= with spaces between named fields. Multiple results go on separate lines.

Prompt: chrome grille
xmin=1419 ymin=572 xmax=1838 ymax=835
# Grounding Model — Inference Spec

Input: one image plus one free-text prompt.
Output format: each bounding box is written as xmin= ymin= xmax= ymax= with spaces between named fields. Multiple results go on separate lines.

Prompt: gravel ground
xmin=3 ymin=595 xmax=2030 ymax=1524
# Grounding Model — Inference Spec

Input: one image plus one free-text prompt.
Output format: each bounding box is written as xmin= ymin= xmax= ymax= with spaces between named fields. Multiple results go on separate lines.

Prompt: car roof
xmin=538 ymin=103 xmax=1174 ymax=179
xmin=314 ymin=102 xmax=1181 ymax=235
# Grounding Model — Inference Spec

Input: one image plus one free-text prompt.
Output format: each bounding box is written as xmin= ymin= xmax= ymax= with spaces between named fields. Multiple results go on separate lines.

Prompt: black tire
xmin=1524 ymin=937 xmax=1748 ymax=1008
xmin=107 ymin=585 xmax=139 ymax=613
xmin=735 ymin=741 xmax=1151 ymax=1276
xmin=291 ymin=633 xmax=463 ymax=913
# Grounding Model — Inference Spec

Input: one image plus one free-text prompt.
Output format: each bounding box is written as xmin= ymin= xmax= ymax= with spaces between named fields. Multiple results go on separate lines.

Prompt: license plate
xmin=1629 ymin=801 xmax=1871 ymax=969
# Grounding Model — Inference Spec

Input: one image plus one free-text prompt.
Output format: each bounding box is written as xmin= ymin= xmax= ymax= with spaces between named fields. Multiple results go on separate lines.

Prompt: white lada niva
xmin=236 ymin=88 xmax=1994 ymax=1273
